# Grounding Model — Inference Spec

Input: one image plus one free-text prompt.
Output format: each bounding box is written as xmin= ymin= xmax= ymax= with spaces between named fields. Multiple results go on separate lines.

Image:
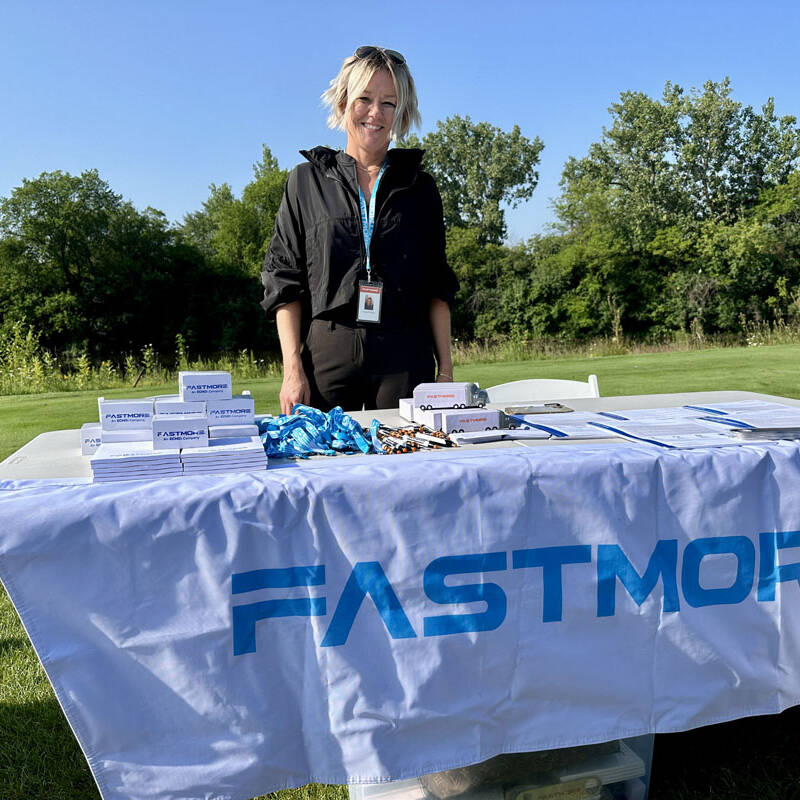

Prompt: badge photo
xmin=357 ymin=281 xmax=383 ymax=323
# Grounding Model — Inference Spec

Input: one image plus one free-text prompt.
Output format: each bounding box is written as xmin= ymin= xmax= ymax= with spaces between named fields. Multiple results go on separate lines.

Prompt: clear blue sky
xmin=2 ymin=0 xmax=799 ymax=242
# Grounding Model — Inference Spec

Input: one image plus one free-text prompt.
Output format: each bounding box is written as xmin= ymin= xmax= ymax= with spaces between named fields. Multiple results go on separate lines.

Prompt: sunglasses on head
xmin=354 ymin=46 xmax=406 ymax=66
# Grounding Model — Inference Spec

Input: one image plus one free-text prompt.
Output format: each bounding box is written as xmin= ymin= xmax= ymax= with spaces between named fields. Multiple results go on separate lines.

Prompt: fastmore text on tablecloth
xmin=231 ymin=530 xmax=800 ymax=654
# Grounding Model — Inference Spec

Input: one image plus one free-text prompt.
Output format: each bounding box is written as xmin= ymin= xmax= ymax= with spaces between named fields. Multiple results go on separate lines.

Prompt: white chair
xmin=485 ymin=375 xmax=600 ymax=404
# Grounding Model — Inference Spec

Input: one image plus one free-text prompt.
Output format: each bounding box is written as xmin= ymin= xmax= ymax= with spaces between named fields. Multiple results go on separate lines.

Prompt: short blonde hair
xmin=322 ymin=47 xmax=421 ymax=142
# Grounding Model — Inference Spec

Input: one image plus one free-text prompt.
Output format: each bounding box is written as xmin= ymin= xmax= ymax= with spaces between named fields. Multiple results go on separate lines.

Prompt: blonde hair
xmin=322 ymin=48 xmax=421 ymax=142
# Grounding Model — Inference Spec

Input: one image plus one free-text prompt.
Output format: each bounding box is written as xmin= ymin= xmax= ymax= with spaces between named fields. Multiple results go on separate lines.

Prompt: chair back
xmin=485 ymin=375 xmax=600 ymax=404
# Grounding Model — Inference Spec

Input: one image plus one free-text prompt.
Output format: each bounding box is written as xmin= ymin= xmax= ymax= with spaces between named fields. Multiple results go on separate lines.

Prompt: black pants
xmin=302 ymin=319 xmax=435 ymax=411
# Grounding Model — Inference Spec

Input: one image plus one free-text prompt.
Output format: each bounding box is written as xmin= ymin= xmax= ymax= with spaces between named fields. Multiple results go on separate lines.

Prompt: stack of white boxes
xmin=84 ymin=371 xmax=265 ymax=481
xmin=96 ymin=398 xmax=154 ymax=443
xmin=398 ymin=383 xmax=502 ymax=434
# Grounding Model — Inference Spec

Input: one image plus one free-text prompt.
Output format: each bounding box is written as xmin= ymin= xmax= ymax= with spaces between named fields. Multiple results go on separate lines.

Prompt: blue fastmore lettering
xmin=233 ymin=566 xmax=324 ymax=593
xmin=423 ymin=552 xmax=507 ymax=636
xmin=758 ymin=530 xmax=800 ymax=600
xmin=232 ymin=530 xmax=800 ymax=654
xmin=232 ymin=566 xmax=325 ymax=655
xmin=233 ymin=599 xmax=325 ymax=655
xmin=321 ymin=561 xmax=416 ymax=646
xmin=682 ymin=536 xmax=755 ymax=607
xmin=513 ymin=545 xmax=592 ymax=622
xmin=597 ymin=540 xmax=679 ymax=616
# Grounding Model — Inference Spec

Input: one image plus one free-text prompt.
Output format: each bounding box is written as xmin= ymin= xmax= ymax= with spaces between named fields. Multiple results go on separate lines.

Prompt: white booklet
xmin=449 ymin=429 xmax=550 ymax=445
xmin=694 ymin=406 xmax=800 ymax=431
xmin=181 ymin=436 xmax=264 ymax=460
xmin=683 ymin=400 xmax=800 ymax=417
xmin=601 ymin=406 xmax=712 ymax=422
xmin=514 ymin=411 xmax=623 ymax=439
xmin=91 ymin=441 xmax=181 ymax=466
xmin=588 ymin=419 xmax=745 ymax=449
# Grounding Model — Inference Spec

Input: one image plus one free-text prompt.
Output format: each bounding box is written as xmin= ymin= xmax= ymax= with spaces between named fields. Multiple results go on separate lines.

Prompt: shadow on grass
xmin=0 ymin=696 xmax=99 ymax=800
xmin=5 ymin=688 xmax=800 ymax=800
xmin=0 ymin=693 xmax=347 ymax=800
xmin=650 ymin=706 xmax=800 ymax=800
xmin=0 ymin=635 xmax=31 ymax=659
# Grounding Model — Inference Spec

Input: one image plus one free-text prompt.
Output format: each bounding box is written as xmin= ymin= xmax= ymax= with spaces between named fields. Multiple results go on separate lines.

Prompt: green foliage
xmin=0 ymin=322 xmax=281 ymax=396
xmin=537 ymin=78 xmax=800 ymax=342
xmin=433 ymin=81 xmax=794 ymax=347
xmin=0 ymin=162 xmax=278 ymax=364
xmin=404 ymin=115 xmax=544 ymax=244
xmin=181 ymin=145 xmax=288 ymax=278
xmin=1 ymin=93 xmax=799 ymax=359
xmin=557 ymin=79 xmax=800 ymax=236
xmin=175 ymin=333 xmax=190 ymax=372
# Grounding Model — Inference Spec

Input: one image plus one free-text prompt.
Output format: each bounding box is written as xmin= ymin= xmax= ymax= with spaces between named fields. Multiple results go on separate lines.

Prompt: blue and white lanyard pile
xmin=258 ymin=404 xmax=386 ymax=457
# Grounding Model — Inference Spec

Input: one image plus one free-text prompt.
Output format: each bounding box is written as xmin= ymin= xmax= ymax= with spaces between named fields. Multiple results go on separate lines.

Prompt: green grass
xmin=0 ymin=379 xmax=283 ymax=462
xmin=461 ymin=343 xmax=800 ymax=399
xmin=1 ymin=343 xmax=799 ymax=462
xmin=2 ymin=343 xmax=800 ymax=799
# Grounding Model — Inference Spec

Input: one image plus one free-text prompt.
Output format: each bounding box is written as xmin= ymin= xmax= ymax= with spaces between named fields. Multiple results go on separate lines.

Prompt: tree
xmin=550 ymin=79 xmax=800 ymax=339
xmin=403 ymin=116 xmax=544 ymax=244
xmin=0 ymin=170 xmax=123 ymax=348
xmin=558 ymin=79 xmax=800 ymax=237
xmin=181 ymin=145 xmax=288 ymax=277
xmin=0 ymin=168 xmax=276 ymax=360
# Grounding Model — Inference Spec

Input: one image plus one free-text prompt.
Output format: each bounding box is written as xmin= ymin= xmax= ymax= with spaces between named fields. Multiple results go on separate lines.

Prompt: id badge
xmin=357 ymin=280 xmax=383 ymax=323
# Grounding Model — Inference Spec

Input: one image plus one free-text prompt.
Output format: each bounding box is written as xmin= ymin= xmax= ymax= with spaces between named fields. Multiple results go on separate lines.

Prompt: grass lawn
xmin=1 ymin=343 xmax=800 ymax=799
xmin=1 ymin=343 xmax=799 ymax=462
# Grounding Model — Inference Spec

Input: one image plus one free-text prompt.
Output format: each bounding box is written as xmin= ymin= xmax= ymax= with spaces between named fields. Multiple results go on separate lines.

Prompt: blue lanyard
xmin=358 ymin=161 xmax=387 ymax=282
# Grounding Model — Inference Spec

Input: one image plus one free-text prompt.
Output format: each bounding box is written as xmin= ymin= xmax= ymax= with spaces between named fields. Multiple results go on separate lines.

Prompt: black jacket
xmin=261 ymin=146 xmax=458 ymax=329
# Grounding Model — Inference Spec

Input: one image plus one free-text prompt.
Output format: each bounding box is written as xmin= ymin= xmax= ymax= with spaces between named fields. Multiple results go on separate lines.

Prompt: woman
xmin=261 ymin=46 xmax=459 ymax=415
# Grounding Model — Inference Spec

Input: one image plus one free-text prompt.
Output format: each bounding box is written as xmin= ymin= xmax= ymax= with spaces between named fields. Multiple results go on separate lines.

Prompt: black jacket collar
xmin=300 ymin=146 xmax=424 ymax=190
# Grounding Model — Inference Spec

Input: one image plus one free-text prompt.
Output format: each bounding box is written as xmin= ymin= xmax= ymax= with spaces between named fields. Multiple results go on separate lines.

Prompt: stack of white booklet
xmin=588 ymin=419 xmax=744 ymax=449
xmin=90 ymin=442 xmax=182 ymax=482
xmin=729 ymin=427 xmax=800 ymax=441
xmin=604 ymin=406 xmax=711 ymax=421
xmin=180 ymin=436 xmax=267 ymax=475
xmin=686 ymin=400 xmax=800 ymax=440
xmin=513 ymin=411 xmax=625 ymax=439
xmin=450 ymin=429 xmax=551 ymax=445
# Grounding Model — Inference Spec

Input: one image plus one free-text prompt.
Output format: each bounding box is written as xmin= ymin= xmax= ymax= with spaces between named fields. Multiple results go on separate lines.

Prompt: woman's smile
xmin=347 ymin=68 xmax=396 ymax=156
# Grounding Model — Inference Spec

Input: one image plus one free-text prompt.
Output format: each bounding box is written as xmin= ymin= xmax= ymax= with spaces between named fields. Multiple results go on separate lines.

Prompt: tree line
xmin=1 ymin=78 xmax=799 ymax=365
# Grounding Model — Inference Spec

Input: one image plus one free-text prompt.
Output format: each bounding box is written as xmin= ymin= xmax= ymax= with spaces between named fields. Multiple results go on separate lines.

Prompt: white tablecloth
xmin=2 ymin=404 xmax=800 ymax=799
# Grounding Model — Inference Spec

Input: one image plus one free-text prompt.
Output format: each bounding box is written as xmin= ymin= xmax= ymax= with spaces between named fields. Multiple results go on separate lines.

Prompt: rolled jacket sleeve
xmin=261 ymin=169 xmax=308 ymax=315
xmin=426 ymin=178 xmax=460 ymax=307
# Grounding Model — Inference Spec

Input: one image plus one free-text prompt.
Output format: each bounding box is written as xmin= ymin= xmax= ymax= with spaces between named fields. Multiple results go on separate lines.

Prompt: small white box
xmin=207 ymin=395 xmax=255 ymax=424
xmin=412 ymin=406 xmax=443 ymax=429
xmin=398 ymin=398 xmax=414 ymax=421
xmin=441 ymin=409 xmax=501 ymax=434
xmin=154 ymin=399 xmax=207 ymax=416
xmin=178 ymin=371 xmax=232 ymax=401
xmin=101 ymin=428 xmax=153 ymax=443
xmin=209 ymin=423 xmax=259 ymax=439
xmin=81 ymin=423 xmax=102 ymax=455
xmin=152 ymin=414 xmax=209 ymax=449
xmin=412 ymin=382 xmax=487 ymax=410
xmin=98 ymin=397 xmax=154 ymax=431
xmin=148 ymin=394 xmax=180 ymax=402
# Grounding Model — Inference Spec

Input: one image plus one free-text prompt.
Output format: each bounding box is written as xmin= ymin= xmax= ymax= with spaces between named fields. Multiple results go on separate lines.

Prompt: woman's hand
xmin=280 ymin=363 xmax=310 ymax=415
xmin=429 ymin=298 xmax=454 ymax=384
xmin=275 ymin=301 xmax=310 ymax=415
